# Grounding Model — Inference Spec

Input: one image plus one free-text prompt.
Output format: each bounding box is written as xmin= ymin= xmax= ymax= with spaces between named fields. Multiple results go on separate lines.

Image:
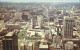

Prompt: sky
xmin=0 ymin=0 xmax=79 ymax=2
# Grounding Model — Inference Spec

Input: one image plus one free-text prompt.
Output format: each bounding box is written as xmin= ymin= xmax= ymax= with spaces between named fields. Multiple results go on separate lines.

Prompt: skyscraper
xmin=63 ymin=17 xmax=74 ymax=39
xmin=0 ymin=30 xmax=18 ymax=50
xmin=31 ymin=18 xmax=34 ymax=29
xmin=31 ymin=16 xmax=37 ymax=29
xmin=37 ymin=15 xmax=43 ymax=29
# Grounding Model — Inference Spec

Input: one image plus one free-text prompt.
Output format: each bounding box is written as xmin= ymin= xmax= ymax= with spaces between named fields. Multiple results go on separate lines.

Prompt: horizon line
xmin=0 ymin=1 xmax=80 ymax=3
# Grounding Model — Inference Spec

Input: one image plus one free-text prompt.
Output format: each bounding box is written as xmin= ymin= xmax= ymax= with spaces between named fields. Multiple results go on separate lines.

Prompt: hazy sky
xmin=0 ymin=0 xmax=79 ymax=2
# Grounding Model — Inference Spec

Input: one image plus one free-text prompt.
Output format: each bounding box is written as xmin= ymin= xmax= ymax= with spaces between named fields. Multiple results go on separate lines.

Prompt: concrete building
xmin=65 ymin=41 xmax=74 ymax=50
xmin=34 ymin=46 xmax=38 ymax=50
xmin=31 ymin=18 xmax=34 ymax=29
xmin=0 ymin=40 xmax=3 ymax=50
xmin=39 ymin=40 xmax=49 ymax=50
xmin=74 ymin=44 xmax=79 ymax=50
xmin=63 ymin=17 xmax=74 ymax=39
xmin=20 ymin=42 xmax=27 ymax=50
xmin=53 ymin=35 xmax=61 ymax=46
xmin=0 ymin=20 xmax=5 ymax=30
xmin=45 ymin=33 xmax=49 ymax=40
xmin=27 ymin=43 xmax=33 ymax=50
xmin=14 ymin=12 xmax=22 ymax=21
xmin=6 ymin=24 xmax=21 ymax=31
xmin=49 ymin=45 xmax=54 ymax=50
xmin=37 ymin=15 xmax=43 ymax=29
xmin=0 ymin=20 xmax=19 ymax=50
xmin=21 ymin=12 xmax=30 ymax=21
xmin=39 ymin=43 xmax=48 ymax=50
xmin=31 ymin=16 xmax=37 ymax=29
xmin=0 ymin=30 xmax=18 ymax=50
xmin=20 ymin=42 xmax=25 ymax=50
xmin=75 ymin=19 xmax=80 ymax=31
xmin=0 ymin=12 xmax=15 ymax=22
xmin=56 ymin=25 xmax=61 ymax=35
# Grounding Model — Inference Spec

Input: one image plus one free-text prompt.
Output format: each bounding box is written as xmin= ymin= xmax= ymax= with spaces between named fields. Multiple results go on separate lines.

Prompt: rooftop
xmin=39 ymin=44 xmax=48 ymax=48
xmin=5 ymin=32 xmax=14 ymax=37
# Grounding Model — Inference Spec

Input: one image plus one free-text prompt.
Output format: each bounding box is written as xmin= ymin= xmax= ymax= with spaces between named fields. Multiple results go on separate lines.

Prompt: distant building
xmin=0 ymin=40 xmax=3 ymax=50
xmin=0 ymin=20 xmax=5 ymax=30
xmin=31 ymin=18 xmax=34 ymax=29
xmin=53 ymin=35 xmax=61 ymax=45
xmin=49 ymin=17 xmax=54 ymax=22
xmin=56 ymin=25 xmax=60 ymax=35
xmin=75 ymin=19 xmax=80 ymax=30
xmin=27 ymin=43 xmax=33 ymax=50
xmin=54 ymin=47 xmax=61 ymax=50
xmin=6 ymin=24 xmax=21 ymax=31
xmin=20 ymin=43 xmax=25 ymax=50
xmin=0 ymin=12 xmax=15 ymax=22
xmin=65 ymin=41 xmax=74 ymax=50
xmin=49 ymin=45 xmax=54 ymax=50
xmin=63 ymin=17 xmax=74 ymax=39
xmin=45 ymin=33 xmax=49 ymax=40
xmin=37 ymin=15 xmax=43 ymax=29
xmin=39 ymin=40 xmax=49 ymax=50
xmin=74 ymin=44 xmax=79 ymax=50
xmin=20 ymin=42 xmax=27 ymax=50
xmin=31 ymin=15 xmax=37 ymax=29
xmin=34 ymin=46 xmax=38 ymax=50
xmin=39 ymin=43 xmax=48 ymax=50
xmin=22 ymin=12 xmax=30 ymax=21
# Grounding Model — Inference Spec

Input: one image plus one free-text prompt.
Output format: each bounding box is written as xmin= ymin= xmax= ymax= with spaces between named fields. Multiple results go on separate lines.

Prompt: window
xmin=3 ymin=40 xmax=12 ymax=50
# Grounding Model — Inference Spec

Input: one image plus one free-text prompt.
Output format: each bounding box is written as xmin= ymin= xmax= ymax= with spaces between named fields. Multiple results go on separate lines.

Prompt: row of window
xmin=3 ymin=40 xmax=12 ymax=50
xmin=65 ymin=20 xmax=74 ymax=22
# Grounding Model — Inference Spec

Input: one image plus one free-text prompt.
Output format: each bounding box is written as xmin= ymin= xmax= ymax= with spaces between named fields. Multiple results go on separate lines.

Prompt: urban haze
xmin=0 ymin=0 xmax=80 ymax=50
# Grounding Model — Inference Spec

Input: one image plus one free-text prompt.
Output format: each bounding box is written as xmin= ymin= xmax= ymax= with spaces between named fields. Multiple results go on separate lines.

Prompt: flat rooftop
xmin=39 ymin=44 xmax=48 ymax=48
xmin=5 ymin=32 xmax=14 ymax=37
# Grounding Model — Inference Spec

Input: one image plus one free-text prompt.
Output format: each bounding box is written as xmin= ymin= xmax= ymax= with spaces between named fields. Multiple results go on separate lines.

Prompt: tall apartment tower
xmin=31 ymin=17 xmax=36 ymax=29
xmin=31 ymin=18 xmax=34 ymax=29
xmin=63 ymin=17 xmax=74 ymax=39
xmin=0 ymin=30 xmax=18 ymax=50
xmin=37 ymin=15 xmax=43 ymax=29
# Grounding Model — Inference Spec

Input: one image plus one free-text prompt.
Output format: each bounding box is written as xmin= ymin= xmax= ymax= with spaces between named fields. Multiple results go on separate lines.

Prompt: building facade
xmin=63 ymin=17 xmax=74 ymax=39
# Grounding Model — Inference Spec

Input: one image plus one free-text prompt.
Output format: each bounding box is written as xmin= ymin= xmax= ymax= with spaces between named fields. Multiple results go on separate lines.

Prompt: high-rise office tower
xmin=1 ymin=32 xmax=18 ymax=50
xmin=37 ymin=15 xmax=43 ymax=29
xmin=31 ymin=17 xmax=36 ymax=29
xmin=43 ymin=6 xmax=49 ymax=28
xmin=63 ymin=17 xmax=74 ymax=39
xmin=65 ymin=41 xmax=74 ymax=50
xmin=31 ymin=18 xmax=34 ymax=29
xmin=0 ymin=29 xmax=18 ymax=50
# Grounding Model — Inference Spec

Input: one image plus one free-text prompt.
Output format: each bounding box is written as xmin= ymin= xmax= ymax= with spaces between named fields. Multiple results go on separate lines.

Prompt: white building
xmin=37 ymin=15 xmax=43 ymax=29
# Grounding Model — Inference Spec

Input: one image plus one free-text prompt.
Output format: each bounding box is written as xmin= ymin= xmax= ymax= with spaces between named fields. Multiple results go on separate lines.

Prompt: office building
xmin=31 ymin=18 xmax=34 ymax=29
xmin=37 ymin=15 xmax=43 ymax=29
xmin=53 ymin=35 xmax=61 ymax=45
xmin=65 ymin=41 xmax=74 ymax=50
xmin=20 ymin=42 xmax=25 ymax=50
xmin=63 ymin=17 xmax=74 ymax=39
xmin=0 ymin=29 xmax=18 ymax=50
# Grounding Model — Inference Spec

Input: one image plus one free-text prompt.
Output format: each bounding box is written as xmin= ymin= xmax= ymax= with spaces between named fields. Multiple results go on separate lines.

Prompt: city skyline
xmin=0 ymin=1 xmax=80 ymax=50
